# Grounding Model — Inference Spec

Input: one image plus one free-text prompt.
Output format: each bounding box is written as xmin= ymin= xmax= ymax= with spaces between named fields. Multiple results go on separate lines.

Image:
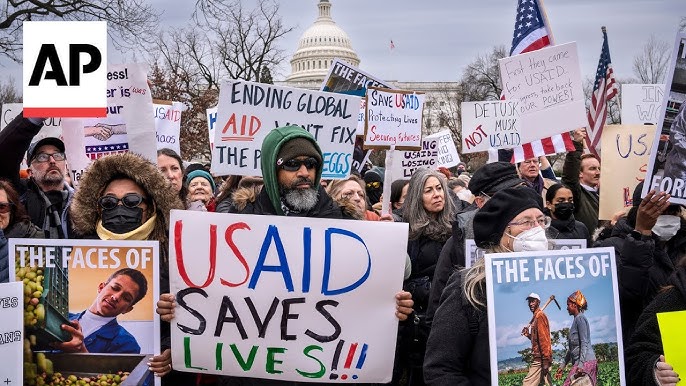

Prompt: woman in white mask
xmin=425 ymin=185 xmax=548 ymax=385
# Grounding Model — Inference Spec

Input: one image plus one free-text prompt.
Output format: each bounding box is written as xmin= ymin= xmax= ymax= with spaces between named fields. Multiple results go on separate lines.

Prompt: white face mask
xmin=653 ymin=215 xmax=681 ymax=241
xmin=508 ymin=226 xmax=549 ymax=252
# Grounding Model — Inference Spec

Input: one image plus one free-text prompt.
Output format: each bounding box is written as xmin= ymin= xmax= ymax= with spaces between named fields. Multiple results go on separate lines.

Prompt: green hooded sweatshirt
xmin=261 ymin=125 xmax=323 ymax=215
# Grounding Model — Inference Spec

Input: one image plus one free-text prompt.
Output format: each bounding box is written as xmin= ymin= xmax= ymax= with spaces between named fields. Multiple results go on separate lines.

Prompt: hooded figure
xmin=363 ymin=167 xmax=384 ymax=207
xmin=233 ymin=125 xmax=342 ymax=218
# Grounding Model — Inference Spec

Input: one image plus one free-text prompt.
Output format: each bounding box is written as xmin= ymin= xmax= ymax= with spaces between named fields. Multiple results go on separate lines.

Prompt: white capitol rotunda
xmin=279 ymin=0 xmax=459 ymax=136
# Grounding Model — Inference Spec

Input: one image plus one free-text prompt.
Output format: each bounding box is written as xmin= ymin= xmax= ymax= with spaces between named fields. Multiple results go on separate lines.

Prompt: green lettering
xmin=216 ymin=342 xmax=223 ymax=370
xmin=266 ymin=347 xmax=286 ymax=374
xmin=230 ymin=344 xmax=258 ymax=371
xmin=296 ymin=345 xmax=326 ymax=378
xmin=183 ymin=336 xmax=207 ymax=370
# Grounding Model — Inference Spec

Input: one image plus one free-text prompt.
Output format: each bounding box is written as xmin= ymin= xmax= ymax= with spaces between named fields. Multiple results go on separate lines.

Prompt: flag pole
xmin=537 ymin=0 xmax=556 ymax=45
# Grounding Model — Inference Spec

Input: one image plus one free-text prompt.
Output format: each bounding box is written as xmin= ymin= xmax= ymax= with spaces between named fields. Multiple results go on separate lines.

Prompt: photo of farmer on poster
xmin=10 ymin=238 xmax=160 ymax=386
xmin=485 ymin=247 xmax=625 ymax=385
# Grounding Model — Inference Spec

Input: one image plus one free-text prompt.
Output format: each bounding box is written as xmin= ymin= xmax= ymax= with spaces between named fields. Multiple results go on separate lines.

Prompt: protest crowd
xmin=3 ymin=2 xmax=686 ymax=386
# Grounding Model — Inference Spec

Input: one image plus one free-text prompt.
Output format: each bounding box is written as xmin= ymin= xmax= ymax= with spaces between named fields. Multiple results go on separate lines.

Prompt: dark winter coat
xmin=0 ymin=113 xmax=74 ymax=238
xmin=593 ymin=217 xmax=678 ymax=348
xmin=562 ymin=140 xmax=599 ymax=234
xmin=544 ymin=208 xmax=591 ymax=246
xmin=626 ymin=268 xmax=686 ymax=385
xmin=424 ymin=270 xmax=490 ymax=385
xmin=0 ymin=220 xmax=43 ymax=283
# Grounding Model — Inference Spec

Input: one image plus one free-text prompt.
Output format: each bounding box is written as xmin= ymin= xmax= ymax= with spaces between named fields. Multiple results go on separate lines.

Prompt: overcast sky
xmin=2 ymin=0 xmax=684 ymax=89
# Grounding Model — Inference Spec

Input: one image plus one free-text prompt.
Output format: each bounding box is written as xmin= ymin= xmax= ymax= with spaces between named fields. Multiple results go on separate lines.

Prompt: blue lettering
xmin=249 ymin=225 xmax=294 ymax=291
xmin=322 ymin=228 xmax=371 ymax=295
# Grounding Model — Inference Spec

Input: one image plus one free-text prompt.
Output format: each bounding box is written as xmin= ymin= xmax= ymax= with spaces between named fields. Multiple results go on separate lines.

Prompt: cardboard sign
xmin=498 ymin=42 xmax=586 ymax=143
xmin=154 ymin=101 xmax=184 ymax=154
xmin=643 ymin=33 xmax=686 ymax=205
xmin=464 ymin=239 xmax=587 ymax=268
xmin=168 ymin=210 xmax=408 ymax=382
xmin=321 ymin=59 xmax=395 ymax=135
xmin=207 ymin=107 xmax=218 ymax=150
xmin=62 ymin=63 xmax=157 ymax=186
xmin=364 ymin=87 xmax=424 ymax=150
xmin=391 ymin=137 xmax=438 ymax=178
xmin=10 ymin=238 xmax=160 ymax=385
xmin=485 ymin=247 xmax=625 ymax=385
xmin=460 ymin=100 xmax=522 ymax=153
xmin=621 ymin=84 xmax=666 ymax=125
xmin=22 ymin=21 xmax=107 ymax=118
xmin=599 ymin=125 xmax=655 ymax=219
xmin=657 ymin=310 xmax=686 ymax=382
xmin=0 ymin=282 xmax=23 ymax=386
xmin=426 ymin=130 xmax=460 ymax=167
xmin=211 ymin=80 xmax=360 ymax=179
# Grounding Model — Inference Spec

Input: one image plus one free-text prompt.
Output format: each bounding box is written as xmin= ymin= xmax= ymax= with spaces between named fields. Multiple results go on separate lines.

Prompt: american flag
xmin=507 ymin=0 xmax=575 ymax=163
xmin=586 ymin=27 xmax=618 ymax=156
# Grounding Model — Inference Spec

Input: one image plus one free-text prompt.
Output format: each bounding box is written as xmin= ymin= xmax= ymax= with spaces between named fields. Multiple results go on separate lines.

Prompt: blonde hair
xmin=326 ymin=176 xmax=367 ymax=220
xmin=463 ymin=245 xmax=509 ymax=308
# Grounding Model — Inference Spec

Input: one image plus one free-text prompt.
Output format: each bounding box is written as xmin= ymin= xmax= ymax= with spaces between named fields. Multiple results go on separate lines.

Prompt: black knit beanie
xmin=276 ymin=137 xmax=322 ymax=167
xmin=474 ymin=186 xmax=543 ymax=248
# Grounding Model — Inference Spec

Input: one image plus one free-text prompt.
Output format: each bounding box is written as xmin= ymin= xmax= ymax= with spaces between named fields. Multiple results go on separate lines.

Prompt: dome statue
xmin=285 ymin=0 xmax=360 ymax=83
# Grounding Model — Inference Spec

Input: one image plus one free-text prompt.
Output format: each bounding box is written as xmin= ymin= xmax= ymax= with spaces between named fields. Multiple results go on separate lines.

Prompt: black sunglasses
xmin=280 ymin=157 xmax=319 ymax=172
xmin=0 ymin=202 xmax=14 ymax=214
xmin=98 ymin=193 xmax=148 ymax=210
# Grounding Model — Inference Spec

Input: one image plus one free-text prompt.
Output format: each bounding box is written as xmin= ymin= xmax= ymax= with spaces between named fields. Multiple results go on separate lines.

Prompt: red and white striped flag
xmin=586 ymin=27 xmax=618 ymax=157
xmin=507 ymin=0 xmax=575 ymax=163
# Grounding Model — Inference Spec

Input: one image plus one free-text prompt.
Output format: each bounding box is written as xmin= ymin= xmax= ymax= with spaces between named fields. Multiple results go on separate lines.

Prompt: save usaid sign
xmin=23 ymin=21 xmax=107 ymax=118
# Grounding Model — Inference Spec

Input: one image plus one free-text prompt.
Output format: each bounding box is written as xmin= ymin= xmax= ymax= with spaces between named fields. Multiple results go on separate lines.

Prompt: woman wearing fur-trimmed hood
xmin=70 ymin=152 xmax=183 ymax=249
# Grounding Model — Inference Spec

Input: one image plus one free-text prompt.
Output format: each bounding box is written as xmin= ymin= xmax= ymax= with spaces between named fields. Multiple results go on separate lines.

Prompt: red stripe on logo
xmin=23 ymin=107 xmax=108 ymax=118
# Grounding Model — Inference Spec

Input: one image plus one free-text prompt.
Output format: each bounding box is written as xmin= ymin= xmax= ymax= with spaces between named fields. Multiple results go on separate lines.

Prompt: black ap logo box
xmin=23 ymin=21 xmax=107 ymax=118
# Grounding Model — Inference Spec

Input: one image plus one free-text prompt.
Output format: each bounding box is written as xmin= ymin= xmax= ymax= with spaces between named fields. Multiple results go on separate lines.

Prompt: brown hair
xmin=0 ymin=179 xmax=30 ymax=227
xmin=580 ymin=154 xmax=600 ymax=171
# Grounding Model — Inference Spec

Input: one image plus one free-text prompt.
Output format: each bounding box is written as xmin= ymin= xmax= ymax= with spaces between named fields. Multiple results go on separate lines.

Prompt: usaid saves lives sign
xmin=23 ymin=21 xmax=107 ymax=118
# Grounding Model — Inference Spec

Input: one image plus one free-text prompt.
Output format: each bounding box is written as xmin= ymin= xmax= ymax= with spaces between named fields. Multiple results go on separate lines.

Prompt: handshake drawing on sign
xmin=84 ymin=123 xmax=127 ymax=141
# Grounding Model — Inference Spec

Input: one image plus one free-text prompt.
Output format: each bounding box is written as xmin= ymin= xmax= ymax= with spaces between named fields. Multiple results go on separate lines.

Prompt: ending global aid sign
xmin=23 ymin=21 xmax=107 ymax=118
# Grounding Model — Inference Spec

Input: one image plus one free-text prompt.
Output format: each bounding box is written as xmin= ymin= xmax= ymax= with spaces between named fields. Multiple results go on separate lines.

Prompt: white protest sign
xmin=62 ymin=63 xmax=157 ymax=186
xmin=391 ymin=137 xmax=439 ymax=179
xmin=460 ymin=100 xmax=522 ymax=153
xmin=212 ymin=81 xmax=360 ymax=179
xmin=485 ymin=248 xmax=625 ymax=385
xmin=364 ymin=87 xmax=424 ymax=150
xmin=499 ymin=42 xmax=586 ymax=143
xmin=154 ymin=101 xmax=184 ymax=154
xmin=169 ymin=210 xmax=408 ymax=382
xmin=207 ymin=107 xmax=218 ymax=149
xmin=621 ymin=84 xmax=665 ymax=125
xmin=0 ymin=282 xmax=23 ymax=386
xmin=321 ymin=59 xmax=395 ymax=134
xmin=426 ymin=130 xmax=460 ymax=167
xmin=643 ymin=33 xmax=686 ymax=204
xmin=464 ymin=238 xmax=587 ymax=268
xmin=22 ymin=21 xmax=107 ymax=118
xmin=600 ymin=124 xmax=655 ymax=219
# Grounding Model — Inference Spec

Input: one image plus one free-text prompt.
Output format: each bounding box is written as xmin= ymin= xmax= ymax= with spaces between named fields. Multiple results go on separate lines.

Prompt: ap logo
xmin=23 ymin=21 xmax=107 ymax=118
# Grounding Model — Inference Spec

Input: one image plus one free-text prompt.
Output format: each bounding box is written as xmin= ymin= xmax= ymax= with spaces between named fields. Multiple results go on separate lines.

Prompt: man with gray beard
xmin=0 ymin=114 xmax=73 ymax=238
xmin=229 ymin=125 xmax=343 ymax=218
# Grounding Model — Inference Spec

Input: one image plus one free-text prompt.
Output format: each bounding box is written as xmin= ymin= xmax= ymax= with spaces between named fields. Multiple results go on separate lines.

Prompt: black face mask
xmin=553 ymin=202 xmax=574 ymax=220
xmin=101 ymin=206 xmax=143 ymax=234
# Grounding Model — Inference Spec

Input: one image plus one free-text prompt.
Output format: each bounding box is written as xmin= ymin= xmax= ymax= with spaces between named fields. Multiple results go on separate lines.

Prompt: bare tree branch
xmin=632 ymin=34 xmax=670 ymax=84
xmin=1 ymin=0 xmax=161 ymax=62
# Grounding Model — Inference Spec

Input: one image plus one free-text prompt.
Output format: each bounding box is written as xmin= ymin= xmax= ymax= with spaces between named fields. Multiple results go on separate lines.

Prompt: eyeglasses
xmin=32 ymin=152 xmax=66 ymax=163
xmin=508 ymin=216 xmax=552 ymax=229
xmin=280 ymin=157 xmax=319 ymax=172
xmin=366 ymin=181 xmax=381 ymax=189
xmin=0 ymin=202 xmax=14 ymax=214
xmin=98 ymin=193 xmax=149 ymax=210
xmin=341 ymin=190 xmax=365 ymax=200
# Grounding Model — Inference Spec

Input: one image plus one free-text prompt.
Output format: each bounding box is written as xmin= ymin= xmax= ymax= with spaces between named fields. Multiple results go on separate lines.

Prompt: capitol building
xmin=278 ymin=0 xmax=459 ymax=136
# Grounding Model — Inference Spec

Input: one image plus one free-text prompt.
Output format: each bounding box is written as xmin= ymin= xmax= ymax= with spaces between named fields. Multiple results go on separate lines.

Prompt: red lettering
xmin=175 ymin=220 xmax=217 ymax=288
xmin=221 ymin=222 xmax=251 ymax=287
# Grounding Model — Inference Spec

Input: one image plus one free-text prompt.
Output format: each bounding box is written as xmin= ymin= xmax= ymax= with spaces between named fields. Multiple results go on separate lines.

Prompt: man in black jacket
xmin=0 ymin=114 xmax=73 ymax=238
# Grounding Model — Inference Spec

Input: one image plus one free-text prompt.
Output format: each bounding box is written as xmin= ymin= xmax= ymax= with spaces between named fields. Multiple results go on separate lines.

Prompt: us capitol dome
xmin=284 ymin=0 xmax=360 ymax=86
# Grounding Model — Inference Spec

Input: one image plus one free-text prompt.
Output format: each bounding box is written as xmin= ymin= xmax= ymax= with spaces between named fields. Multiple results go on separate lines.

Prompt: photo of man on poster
xmin=54 ymin=268 xmax=147 ymax=354
xmin=521 ymin=292 xmax=553 ymax=386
